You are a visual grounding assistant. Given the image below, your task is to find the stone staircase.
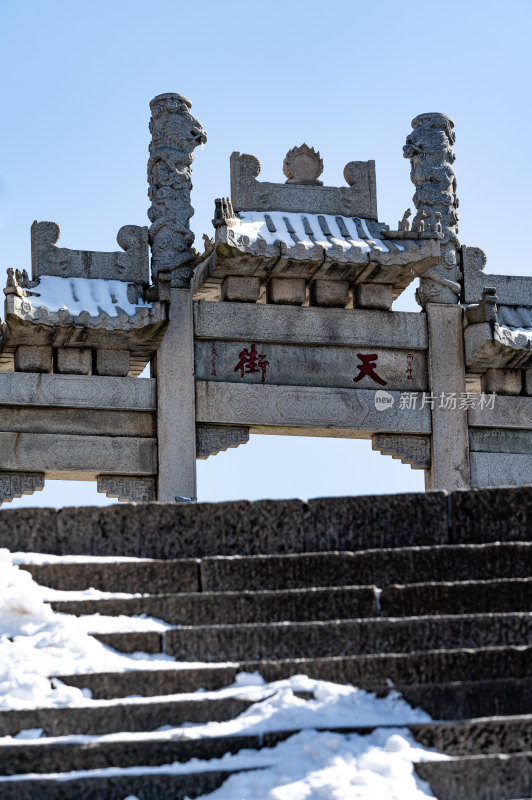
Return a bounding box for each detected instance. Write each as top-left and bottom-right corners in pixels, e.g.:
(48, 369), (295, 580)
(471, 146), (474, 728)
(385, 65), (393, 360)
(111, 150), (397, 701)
(0, 486), (531, 799)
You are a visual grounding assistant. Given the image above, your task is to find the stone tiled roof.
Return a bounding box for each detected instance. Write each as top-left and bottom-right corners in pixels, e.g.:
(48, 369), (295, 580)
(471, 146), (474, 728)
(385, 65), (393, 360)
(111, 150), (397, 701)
(497, 304), (532, 332)
(193, 210), (440, 302)
(0, 273), (166, 375)
(230, 211), (399, 254)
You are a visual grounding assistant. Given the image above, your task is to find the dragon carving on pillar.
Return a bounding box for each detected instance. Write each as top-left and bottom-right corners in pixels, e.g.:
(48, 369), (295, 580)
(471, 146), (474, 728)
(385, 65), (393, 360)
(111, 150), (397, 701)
(147, 93), (207, 289)
(403, 112), (461, 306)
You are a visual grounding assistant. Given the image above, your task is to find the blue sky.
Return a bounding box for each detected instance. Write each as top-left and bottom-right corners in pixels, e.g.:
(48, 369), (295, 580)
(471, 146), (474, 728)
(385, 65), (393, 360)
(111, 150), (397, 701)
(1, 0), (530, 508)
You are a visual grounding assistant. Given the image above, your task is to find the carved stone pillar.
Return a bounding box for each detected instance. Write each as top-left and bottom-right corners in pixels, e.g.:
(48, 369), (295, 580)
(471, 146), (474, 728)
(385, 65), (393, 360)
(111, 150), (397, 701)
(147, 93), (207, 289)
(403, 113), (461, 307)
(148, 93), (206, 503)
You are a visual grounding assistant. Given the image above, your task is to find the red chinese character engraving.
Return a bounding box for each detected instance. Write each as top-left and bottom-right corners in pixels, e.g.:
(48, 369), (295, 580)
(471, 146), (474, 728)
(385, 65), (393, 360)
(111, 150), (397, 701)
(406, 352), (414, 380)
(234, 343), (269, 383)
(353, 353), (387, 386)
(211, 344), (217, 377)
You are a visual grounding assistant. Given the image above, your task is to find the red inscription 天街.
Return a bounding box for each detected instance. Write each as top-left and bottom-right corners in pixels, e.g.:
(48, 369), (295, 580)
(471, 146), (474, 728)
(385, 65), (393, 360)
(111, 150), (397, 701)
(234, 343), (269, 383)
(353, 353), (387, 386)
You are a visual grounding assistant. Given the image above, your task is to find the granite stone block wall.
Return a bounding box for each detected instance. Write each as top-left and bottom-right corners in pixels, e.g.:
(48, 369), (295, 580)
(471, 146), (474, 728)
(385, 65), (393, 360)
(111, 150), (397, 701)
(0, 485), (529, 558)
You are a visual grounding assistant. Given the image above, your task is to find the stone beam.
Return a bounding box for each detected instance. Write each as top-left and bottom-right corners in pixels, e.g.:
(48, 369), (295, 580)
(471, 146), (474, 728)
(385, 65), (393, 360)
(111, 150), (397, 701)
(0, 433), (156, 480)
(0, 407), (155, 438)
(469, 428), (532, 455)
(0, 374), (156, 411)
(195, 340), (427, 391)
(470, 453), (532, 488)
(195, 382), (431, 435)
(469, 396), (532, 430)
(193, 302), (428, 350)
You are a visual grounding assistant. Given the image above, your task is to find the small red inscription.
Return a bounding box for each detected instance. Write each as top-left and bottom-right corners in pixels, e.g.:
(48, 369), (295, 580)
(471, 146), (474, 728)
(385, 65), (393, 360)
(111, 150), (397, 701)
(234, 343), (269, 383)
(211, 344), (217, 377)
(353, 353), (387, 386)
(406, 352), (414, 381)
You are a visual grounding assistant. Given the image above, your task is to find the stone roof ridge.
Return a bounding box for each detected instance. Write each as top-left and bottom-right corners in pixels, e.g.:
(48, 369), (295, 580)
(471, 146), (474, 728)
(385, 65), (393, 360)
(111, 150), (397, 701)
(230, 150), (378, 219)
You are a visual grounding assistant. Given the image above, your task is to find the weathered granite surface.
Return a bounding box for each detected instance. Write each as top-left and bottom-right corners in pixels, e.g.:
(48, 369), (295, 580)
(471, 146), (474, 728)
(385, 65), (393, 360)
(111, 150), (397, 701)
(305, 492), (446, 551)
(52, 586), (378, 626)
(200, 544), (530, 592)
(31, 221), (149, 284)
(21, 559), (199, 593)
(415, 751), (532, 800)
(449, 485), (532, 543)
(165, 613), (532, 661)
(193, 301), (428, 349)
(470, 452), (532, 488)
(0, 769), (241, 800)
(1, 488), (529, 557)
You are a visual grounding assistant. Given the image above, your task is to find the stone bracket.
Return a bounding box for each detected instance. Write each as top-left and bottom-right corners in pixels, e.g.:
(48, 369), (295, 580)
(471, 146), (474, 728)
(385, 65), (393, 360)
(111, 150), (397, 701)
(196, 424), (249, 459)
(97, 475), (156, 503)
(372, 434), (431, 470)
(0, 471), (45, 506)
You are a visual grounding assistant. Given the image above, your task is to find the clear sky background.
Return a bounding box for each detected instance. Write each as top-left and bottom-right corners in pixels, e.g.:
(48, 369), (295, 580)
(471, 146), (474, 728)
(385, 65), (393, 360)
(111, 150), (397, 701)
(1, 0), (530, 509)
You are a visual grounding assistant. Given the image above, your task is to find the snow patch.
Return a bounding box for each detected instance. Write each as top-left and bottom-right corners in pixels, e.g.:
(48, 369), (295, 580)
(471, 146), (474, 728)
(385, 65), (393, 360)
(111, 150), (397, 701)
(27, 276), (151, 318)
(0, 550), (443, 798)
(11, 553), (151, 565)
(0, 550), (187, 709)
(235, 212), (392, 253)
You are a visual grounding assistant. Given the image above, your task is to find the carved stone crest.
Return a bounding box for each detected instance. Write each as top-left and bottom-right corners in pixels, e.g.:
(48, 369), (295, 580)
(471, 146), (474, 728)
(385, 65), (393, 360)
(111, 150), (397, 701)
(283, 145), (323, 186)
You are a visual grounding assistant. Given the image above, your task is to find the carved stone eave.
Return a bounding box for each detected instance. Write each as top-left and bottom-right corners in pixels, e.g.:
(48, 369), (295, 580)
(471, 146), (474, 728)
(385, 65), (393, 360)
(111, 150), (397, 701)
(196, 424), (249, 459)
(0, 471), (45, 506)
(464, 322), (532, 372)
(372, 434), (431, 470)
(97, 475), (157, 503)
(0, 295), (168, 376)
(192, 222), (440, 302)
